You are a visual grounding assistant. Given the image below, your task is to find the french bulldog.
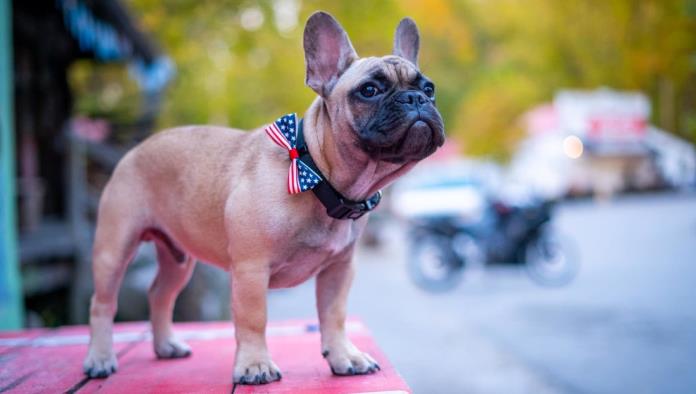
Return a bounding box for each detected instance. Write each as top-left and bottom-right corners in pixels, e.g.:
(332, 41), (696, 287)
(83, 11), (444, 385)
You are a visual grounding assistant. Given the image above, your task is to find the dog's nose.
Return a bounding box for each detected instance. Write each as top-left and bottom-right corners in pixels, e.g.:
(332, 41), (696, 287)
(395, 91), (428, 107)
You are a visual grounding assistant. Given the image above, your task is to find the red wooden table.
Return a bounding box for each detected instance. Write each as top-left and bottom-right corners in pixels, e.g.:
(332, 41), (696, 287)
(0, 319), (410, 393)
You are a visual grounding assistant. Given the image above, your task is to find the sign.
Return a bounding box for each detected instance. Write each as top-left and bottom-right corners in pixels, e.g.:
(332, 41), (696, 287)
(555, 88), (650, 143)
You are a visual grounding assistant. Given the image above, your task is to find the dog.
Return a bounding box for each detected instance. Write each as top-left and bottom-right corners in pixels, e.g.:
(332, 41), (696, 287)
(83, 11), (444, 385)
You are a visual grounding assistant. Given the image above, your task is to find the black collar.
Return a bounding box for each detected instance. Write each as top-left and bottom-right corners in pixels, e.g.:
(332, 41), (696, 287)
(295, 119), (382, 220)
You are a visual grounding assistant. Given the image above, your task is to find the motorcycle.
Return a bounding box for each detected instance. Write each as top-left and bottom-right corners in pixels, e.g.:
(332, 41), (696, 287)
(407, 198), (579, 292)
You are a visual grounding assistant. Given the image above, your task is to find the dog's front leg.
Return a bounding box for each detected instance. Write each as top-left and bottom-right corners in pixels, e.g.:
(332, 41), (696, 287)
(316, 258), (380, 375)
(230, 262), (281, 385)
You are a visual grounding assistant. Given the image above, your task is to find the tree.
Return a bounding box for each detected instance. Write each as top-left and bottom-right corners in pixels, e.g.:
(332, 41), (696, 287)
(70, 0), (696, 159)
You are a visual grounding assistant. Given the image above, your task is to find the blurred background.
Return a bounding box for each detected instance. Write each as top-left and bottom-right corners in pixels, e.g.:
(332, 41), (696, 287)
(1, 0), (695, 392)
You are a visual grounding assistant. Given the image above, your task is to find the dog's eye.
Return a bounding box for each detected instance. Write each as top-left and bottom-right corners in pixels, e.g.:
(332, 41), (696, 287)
(423, 83), (435, 98)
(359, 83), (380, 98)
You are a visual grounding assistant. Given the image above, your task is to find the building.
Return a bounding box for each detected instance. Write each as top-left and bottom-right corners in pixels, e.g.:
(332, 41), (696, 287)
(511, 88), (695, 199)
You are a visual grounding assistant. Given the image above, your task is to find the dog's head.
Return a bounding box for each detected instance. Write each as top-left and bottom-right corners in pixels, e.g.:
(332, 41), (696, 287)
(304, 12), (445, 164)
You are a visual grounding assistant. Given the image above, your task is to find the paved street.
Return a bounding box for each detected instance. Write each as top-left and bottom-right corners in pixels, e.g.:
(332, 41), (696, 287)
(266, 192), (696, 393)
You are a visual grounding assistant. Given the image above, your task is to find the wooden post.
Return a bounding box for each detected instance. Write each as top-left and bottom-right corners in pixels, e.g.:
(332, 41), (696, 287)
(0, 0), (24, 330)
(67, 131), (92, 324)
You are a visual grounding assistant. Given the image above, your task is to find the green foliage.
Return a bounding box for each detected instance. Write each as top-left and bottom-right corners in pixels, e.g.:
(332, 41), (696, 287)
(69, 0), (696, 159)
(463, 0), (696, 155)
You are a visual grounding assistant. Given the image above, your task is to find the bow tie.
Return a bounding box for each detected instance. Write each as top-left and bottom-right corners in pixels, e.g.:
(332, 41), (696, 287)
(264, 113), (322, 194)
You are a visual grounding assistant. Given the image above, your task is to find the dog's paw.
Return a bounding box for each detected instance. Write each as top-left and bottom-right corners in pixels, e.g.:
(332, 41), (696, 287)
(233, 359), (282, 385)
(323, 344), (380, 376)
(83, 350), (118, 378)
(154, 337), (192, 359)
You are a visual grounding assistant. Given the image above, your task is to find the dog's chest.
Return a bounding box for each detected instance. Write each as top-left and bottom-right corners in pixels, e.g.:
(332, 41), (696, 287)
(268, 219), (360, 288)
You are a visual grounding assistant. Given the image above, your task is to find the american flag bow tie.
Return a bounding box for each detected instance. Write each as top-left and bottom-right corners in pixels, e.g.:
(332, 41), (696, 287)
(265, 113), (323, 194)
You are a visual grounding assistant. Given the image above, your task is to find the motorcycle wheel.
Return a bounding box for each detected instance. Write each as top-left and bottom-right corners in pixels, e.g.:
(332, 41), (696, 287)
(407, 233), (464, 292)
(524, 230), (579, 287)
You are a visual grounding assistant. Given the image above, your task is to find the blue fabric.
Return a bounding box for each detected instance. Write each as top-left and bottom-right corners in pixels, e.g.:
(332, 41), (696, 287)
(57, 0), (175, 93)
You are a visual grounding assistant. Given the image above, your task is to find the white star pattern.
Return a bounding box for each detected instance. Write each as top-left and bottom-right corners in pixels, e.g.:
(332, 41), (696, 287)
(297, 160), (321, 192)
(274, 113), (298, 143)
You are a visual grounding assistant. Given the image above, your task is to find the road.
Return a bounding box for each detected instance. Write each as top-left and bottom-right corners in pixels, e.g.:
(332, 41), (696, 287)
(265, 192), (696, 393)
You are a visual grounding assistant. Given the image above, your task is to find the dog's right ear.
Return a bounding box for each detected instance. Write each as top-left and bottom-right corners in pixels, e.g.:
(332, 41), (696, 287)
(303, 11), (358, 97)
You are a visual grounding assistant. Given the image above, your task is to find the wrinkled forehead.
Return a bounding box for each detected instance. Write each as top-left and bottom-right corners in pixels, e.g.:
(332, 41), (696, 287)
(339, 56), (420, 88)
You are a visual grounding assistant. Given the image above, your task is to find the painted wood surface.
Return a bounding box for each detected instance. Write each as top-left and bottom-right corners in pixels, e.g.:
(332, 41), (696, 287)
(0, 319), (410, 394)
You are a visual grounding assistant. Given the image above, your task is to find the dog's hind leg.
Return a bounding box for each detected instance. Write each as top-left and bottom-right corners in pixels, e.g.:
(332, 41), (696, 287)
(147, 230), (196, 359)
(83, 187), (143, 378)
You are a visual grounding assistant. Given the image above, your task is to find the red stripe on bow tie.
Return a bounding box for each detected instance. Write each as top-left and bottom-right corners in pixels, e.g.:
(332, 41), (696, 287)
(288, 159), (300, 194)
(265, 122), (302, 194)
(265, 123), (292, 150)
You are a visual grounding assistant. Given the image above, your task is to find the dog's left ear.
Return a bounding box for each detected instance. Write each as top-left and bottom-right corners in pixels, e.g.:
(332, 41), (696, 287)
(304, 11), (358, 97)
(393, 17), (420, 67)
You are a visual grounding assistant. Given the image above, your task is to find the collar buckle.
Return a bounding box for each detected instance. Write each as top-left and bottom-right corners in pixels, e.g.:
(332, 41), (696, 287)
(326, 191), (382, 220)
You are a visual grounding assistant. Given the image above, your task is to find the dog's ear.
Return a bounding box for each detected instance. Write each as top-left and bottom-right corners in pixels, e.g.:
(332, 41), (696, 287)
(304, 11), (358, 97)
(393, 17), (420, 67)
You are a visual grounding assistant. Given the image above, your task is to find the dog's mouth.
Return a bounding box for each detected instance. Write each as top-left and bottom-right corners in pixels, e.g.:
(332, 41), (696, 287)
(361, 115), (445, 164)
